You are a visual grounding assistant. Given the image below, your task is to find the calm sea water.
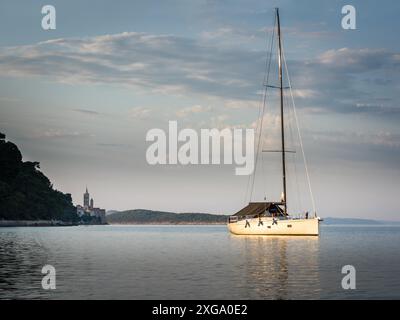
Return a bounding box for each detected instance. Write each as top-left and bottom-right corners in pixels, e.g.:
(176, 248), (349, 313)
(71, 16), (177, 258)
(0, 224), (399, 299)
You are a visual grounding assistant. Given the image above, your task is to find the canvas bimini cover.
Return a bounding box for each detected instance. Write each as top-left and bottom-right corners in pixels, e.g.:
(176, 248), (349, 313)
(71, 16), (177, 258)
(233, 202), (286, 217)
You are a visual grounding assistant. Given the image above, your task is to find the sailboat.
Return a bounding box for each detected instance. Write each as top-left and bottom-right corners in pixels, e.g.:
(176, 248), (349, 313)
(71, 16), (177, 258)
(227, 8), (321, 236)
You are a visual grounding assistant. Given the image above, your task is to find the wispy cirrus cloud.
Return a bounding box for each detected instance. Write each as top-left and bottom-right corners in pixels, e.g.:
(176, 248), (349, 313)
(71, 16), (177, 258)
(309, 129), (400, 149)
(0, 32), (399, 118)
(129, 106), (151, 119)
(72, 108), (102, 116)
(317, 48), (396, 71)
(287, 47), (400, 116)
(0, 32), (262, 100)
(35, 129), (94, 139)
(176, 105), (212, 117)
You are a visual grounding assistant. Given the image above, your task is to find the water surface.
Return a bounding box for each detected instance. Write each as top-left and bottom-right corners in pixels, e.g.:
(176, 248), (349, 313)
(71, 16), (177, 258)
(0, 225), (399, 299)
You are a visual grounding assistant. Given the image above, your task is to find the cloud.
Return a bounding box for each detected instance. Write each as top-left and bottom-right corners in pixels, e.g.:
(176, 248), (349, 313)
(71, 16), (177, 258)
(304, 128), (400, 169)
(176, 105), (211, 117)
(200, 27), (237, 40)
(73, 108), (101, 116)
(353, 103), (400, 115)
(259, 26), (335, 39)
(316, 48), (396, 71)
(290, 89), (318, 99)
(129, 106), (151, 119)
(0, 32), (261, 100)
(223, 99), (260, 109)
(0, 33), (399, 118)
(97, 143), (130, 148)
(35, 130), (94, 139)
(285, 48), (400, 116)
(0, 96), (21, 102)
(199, 27), (259, 46)
(309, 129), (400, 149)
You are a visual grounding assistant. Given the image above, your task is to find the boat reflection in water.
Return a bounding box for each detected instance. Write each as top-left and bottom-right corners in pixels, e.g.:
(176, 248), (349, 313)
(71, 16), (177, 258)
(229, 234), (321, 299)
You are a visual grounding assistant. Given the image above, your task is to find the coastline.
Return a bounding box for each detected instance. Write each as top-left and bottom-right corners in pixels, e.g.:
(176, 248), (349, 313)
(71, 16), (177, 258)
(0, 220), (78, 227)
(108, 222), (226, 225)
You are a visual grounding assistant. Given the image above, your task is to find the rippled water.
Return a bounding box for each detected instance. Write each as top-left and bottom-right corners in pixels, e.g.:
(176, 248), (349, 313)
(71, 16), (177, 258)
(0, 225), (399, 299)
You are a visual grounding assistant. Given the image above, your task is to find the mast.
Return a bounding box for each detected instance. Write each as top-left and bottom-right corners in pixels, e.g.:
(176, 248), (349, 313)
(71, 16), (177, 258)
(276, 8), (287, 215)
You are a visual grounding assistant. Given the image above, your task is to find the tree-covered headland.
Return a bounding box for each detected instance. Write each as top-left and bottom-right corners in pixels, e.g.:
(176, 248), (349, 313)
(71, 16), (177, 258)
(0, 132), (78, 221)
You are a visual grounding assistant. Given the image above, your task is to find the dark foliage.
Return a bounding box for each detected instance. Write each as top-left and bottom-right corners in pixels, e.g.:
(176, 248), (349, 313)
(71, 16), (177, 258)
(0, 132), (78, 221)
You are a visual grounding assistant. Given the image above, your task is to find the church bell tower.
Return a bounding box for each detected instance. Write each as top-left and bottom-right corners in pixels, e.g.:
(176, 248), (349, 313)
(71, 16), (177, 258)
(84, 187), (90, 209)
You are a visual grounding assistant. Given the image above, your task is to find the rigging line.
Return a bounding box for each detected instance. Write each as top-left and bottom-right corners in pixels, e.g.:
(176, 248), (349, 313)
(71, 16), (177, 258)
(261, 139), (266, 200)
(249, 57), (269, 202)
(244, 15), (275, 204)
(281, 45), (317, 216)
(252, 21), (275, 201)
(287, 91), (302, 213)
(286, 91), (302, 214)
(248, 14), (276, 203)
(244, 41), (270, 203)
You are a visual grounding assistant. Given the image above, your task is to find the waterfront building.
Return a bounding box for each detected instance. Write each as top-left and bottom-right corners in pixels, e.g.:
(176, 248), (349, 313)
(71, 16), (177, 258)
(83, 187), (90, 209)
(76, 205), (85, 217)
(77, 187), (106, 224)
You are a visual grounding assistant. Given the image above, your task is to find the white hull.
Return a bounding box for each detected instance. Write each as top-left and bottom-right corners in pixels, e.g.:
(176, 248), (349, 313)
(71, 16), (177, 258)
(227, 217), (319, 236)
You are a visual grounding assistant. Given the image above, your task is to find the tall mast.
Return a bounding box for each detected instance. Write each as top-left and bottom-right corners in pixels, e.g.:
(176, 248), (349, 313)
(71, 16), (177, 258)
(276, 8), (287, 215)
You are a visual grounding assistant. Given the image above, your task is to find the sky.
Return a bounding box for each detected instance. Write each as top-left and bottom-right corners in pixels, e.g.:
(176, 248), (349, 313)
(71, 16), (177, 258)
(0, 0), (399, 220)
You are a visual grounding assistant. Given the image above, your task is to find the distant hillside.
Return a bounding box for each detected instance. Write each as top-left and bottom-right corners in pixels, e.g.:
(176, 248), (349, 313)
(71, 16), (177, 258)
(106, 209), (227, 224)
(323, 217), (384, 225)
(106, 210), (119, 216)
(106, 210), (399, 225)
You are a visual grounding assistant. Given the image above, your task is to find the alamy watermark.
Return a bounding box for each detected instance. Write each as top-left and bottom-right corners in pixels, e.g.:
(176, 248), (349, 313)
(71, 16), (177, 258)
(39, 4), (356, 32)
(341, 5), (356, 30)
(41, 5), (56, 30)
(41, 264), (56, 290)
(146, 121), (255, 175)
(341, 265), (356, 290)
